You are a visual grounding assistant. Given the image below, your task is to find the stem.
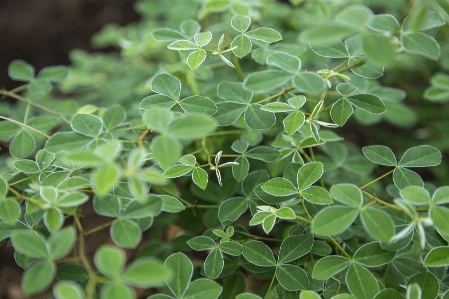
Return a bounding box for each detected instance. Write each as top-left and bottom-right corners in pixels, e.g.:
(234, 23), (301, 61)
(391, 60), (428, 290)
(295, 214), (311, 224)
(256, 86), (296, 104)
(138, 129), (150, 149)
(235, 230), (281, 242)
(186, 70), (199, 95)
(335, 59), (366, 74)
(361, 190), (402, 211)
(328, 236), (351, 259)
(300, 196), (313, 220)
(207, 129), (243, 136)
(264, 271), (277, 299)
(84, 220), (115, 236)
(8, 187), (46, 208)
(0, 116), (50, 138)
(360, 169), (395, 189)
(185, 204), (219, 209)
(231, 53), (245, 81)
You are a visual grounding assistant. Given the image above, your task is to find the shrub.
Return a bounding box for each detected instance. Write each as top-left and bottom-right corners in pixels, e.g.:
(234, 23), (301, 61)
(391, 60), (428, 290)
(1, 0), (449, 298)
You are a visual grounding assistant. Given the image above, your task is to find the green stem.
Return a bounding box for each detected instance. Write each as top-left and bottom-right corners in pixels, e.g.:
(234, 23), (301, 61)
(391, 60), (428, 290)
(207, 129), (243, 136)
(264, 271), (277, 299)
(335, 59), (366, 74)
(186, 70), (199, 95)
(328, 236), (351, 259)
(256, 86), (295, 104)
(185, 204), (219, 209)
(84, 220), (115, 236)
(0, 116), (50, 138)
(295, 214), (311, 224)
(361, 190), (402, 211)
(231, 53), (245, 81)
(360, 169), (395, 189)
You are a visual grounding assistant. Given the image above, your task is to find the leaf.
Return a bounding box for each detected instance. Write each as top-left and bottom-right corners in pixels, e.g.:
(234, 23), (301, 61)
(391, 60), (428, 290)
(331, 99), (353, 126)
(8, 60), (34, 81)
(152, 28), (185, 41)
(244, 70), (293, 92)
(398, 145), (441, 167)
(167, 40), (198, 50)
(71, 114), (103, 137)
(232, 156), (249, 182)
(194, 31), (212, 47)
(353, 242), (395, 266)
(163, 165), (193, 178)
(242, 241), (276, 267)
(168, 114), (217, 139)
(336, 5), (373, 27)
(0, 177), (7, 197)
(360, 208), (395, 242)
(301, 23), (357, 44)
(347, 94), (386, 114)
(46, 132), (91, 153)
(180, 20), (200, 38)
(183, 279), (223, 299)
(312, 256), (350, 280)
(362, 32), (395, 65)
(0, 199), (21, 224)
(94, 245), (126, 277)
(407, 272), (439, 299)
(213, 103), (247, 126)
(244, 104), (276, 130)
(346, 263), (379, 299)
(267, 52), (301, 73)
(143, 107), (173, 132)
(232, 35), (252, 58)
(375, 289), (403, 299)
(430, 206), (449, 239)
(246, 27), (282, 43)
(10, 130), (35, 159)
(100, 283), (134, 299)
(193, 168), (208, 190)
(400, 186), (431, 205)
(152, 73), (181, 100)
(160, 195), (185, 213)
(122, 258), (170, 287)
(424, 246), (449, 267)
(11, 230), (48, 258)
(110, 219), (141, 248)
(140, 94), (177, 110)
(297, 162), (323, 190)
(204, 249), (224, 279)
(22, 259), (55, 295)
(44, 208), (64, 232)
(93, 195), (120, 217)
(393, 167), (423, 189)
(231, 15), (251, 32)
(218, 242), (242, 256)
(362, 145), (397, 166)
(262, 178), (297, 196)
(284, 111), (305, 135)
(218, 197), (248, 222)
(179, 96), (217, 115)
(222, 272), (245, 299)
(369, 14), (400, 33)
(406, 284), (421, 299)
(310, 40), (348, 58)
(261, 102), (296, 113)
(151, 135), (181, 170)
(48, 227), (76, 259)
(300, 291), (321, 299)
(276, 207), (296, 220)
(217, 81), (252, 104)
(349, 57), (384, 79)
(402, 32), (440, 60)
(301, 187), (333, 205)
(236, 294), (262, 299)
(278, 234), (313, 263)
(433, 186), (449, 205)
(187, 49), (207, 69)
(311, 206), (359, 236)
(187, 236), (215, 251)
(122, 196), (162, 219)
(293, 73), (326, 93)
(262, 214), (276, 234)
(92, 163), (121, 196)
(0, 121), (20, 139)
(164, 253), (193, 298)
(53, 281), (85, 299)
(330, 184), (363, 207)
(275, 264), (309, 291)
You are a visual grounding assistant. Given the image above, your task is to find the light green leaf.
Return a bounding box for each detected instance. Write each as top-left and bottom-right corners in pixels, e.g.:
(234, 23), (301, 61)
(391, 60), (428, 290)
(160, 195), (185, 213)
(406, 284), (421, 299)
(48, 226), (76, 259)
(262, 178), (297, 196)
(122, 258), (170, 287)
(301, 23), (357, 44)
(57, 177), (90, 191)
(362, 145), (397, 166)
(192, 168), (208, 190)
(111, 219), (141, 248)
(167, 40), (198, 51)
(92, 163), (121, 195)
(331, 99), (353, 127)
(179, 96), (217, 115)
(38, 65), (68, 82)
(375, 289), (403, 299)
(360, 208), (395, 242)
(249, 211), (272, 226)
(244, 70), (293, 92)
(244, 104), (276, 130)
(347, 94), (386, 114)
(231, 15), (251, 32)
(297, 162), (323, 190)
(143, 107), (173, 132)
(44, 208), (64, 233)
(218, 197), (248, 222)
(0, 177), (7, 197)
(400, 186), (431, 205)
(180, 20), (200, 38)
(310, 40), (348, 58)
(284, 111), (305, 135)
(151, 135), (181, 169)
(346, 263), (379, 299)
(293, 72), (326, 94)
(152, 73), (181, 100)
(204, 249), (224, 279)
(22, 259), (55, 295)
(242, 240), (276, 267)
(312, 256), (350, 280)
(232, 35), (252, 58)
(336, 5), (373, 28)
(402, 32), (440, 60)
(246, 146), (280, 162)
(183, 279), (223, 299)
(168, 114), (217, 139)
(187, 49), (207, 69)
(267, 52), (301, 73)
(278, 234), (313, 263)
(262, 214), (276, 234)
(362, 32), (395, 65)
(46, 132), (91, 153)
(8, 60), (35, 81)
(430, 206), (449, 240)
(276, 207), (296, 220)
(302, 187), (333, 205)
(71, 114), (103, 137)
(398, 145), (441, 167)
(433, 186), (449, 205)
(217, 81), (252, 104)
(246, 27), (282, 43)
(122, 196), (162, 219)
(10, 130), (35, 159)
(300, 291), (321, 299)
(53, 281), (85, 299)
(232, 156), (249, 182)
(330, 184), (363, 207)
(393, 167), (423, 189)
(163, 165), (193, 178)
(140, 95), (177, 110)
(194, 31), (212, 46)
(152, 28), (185, 41)
(164, 253), (193, 298)
(187, 236), (215, 251)
(218, 241), (242, 256)
(349, 57), (384, 79)
(261, 102), (296, 113)
(424, 246), (449, 267)
(275, 264), (309, 291)
(407, 272), (439, 299)
(369, 14), (400, 33)
(312, 206), (359, 236)
(100, 283), (134, 299)
(354, 242), (395, 266)
(94, 245), (126, 277)
(0, 199), (21, 224)
(93, 195), (120, 217)
(0, 121), (20, 139)
(236, 294), (262, 299)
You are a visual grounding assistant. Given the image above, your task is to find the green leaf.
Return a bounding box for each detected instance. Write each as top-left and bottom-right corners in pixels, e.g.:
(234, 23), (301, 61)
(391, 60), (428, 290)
(168, 114), (217, 139)
(122, 258), (170, 287)
(46, 132), (91, 153)
(204, 249), (224, 279)
(398, 145), (441, 167)
(0, 121), (20, 139)
(276, 264), (309, 291)
(374, 289), (403, 299)
(122, 196), (162, 219)
(347, 94), (386, 114)
(310, 40), (348, 58)
(261, 102), (296, 113)
(152, 28), (185, 41)
(362, 145), (397, 166)
(407, 272), (439, 299)
(218, 241), (242, 256)
(276, 207), (296, 219)
(48, 226), (76, 259)
(232, 35), (252, 58)
(218, 197), (248, 222)
(360, 208), (395, 242)
(433, 186), (449, 205)
(349, 57), (384, 79)
(71, 114), (103, 137)
(92, 163), (121, 196)
(312, 256), (350, 280)
(193, 168), (208, 190)
(179, 96), (217, 115)
(312, 206), (359, 236)
(93, 195), (120, 217)
(38, 65), (68, 82)
(262, 178), (297, 196)
(242, 240), (276, 267)
(57, 177), (90, 191)
(180, 20), (200, 38)
(402, 32), (440, 60)
(164, 253), (193, 298)
(346, 263), (379, 299)
(393, 167), (423, 189)
(301, 23), (357, 44)
(406, 284), (421, 299)
(187, 49), (207, 69)
(353, 242), (395, 267)
(246, 146), (280, 162)
(151, 135), (181, 169)
(231, 15), (251, 32)
(262, 214), (276, 233)
(302, 187), (333, 205)
(284, 111), (305, 135)
(293, 73), (326, 93)
(297, 162), (323, 190)
(400, 186), (431, 205)
(232, 156), (249, 182)
(100, 283), (134, 299)
(140, 94), (177, 110)
(143, 107), (173, 132)
(111, 219), (141, 248)
(163, 165), (193, 178)
(8, 60), (35, 81)
(152, 73), (181, 100)
(160, 195), (185, 213)
(0, 177), (7, 197)
(53, 281), (85, 299)
(187, 236), (215, 251)
(22, 259), (55, 295)
(249, 211), (271, 226)
(0, 199), (21, 224)
(44, 208), (64, 232)
(244, 104), (276, 130)
(183, 279), (223, 299)
(369, 14), (400, 33)
(217, 81), (252, 104)
(330, 184), (363, 207)
(244, 70), (293, 92)
(267, 52), (301, 73)
(167, 40), (198, 51)
(300, 291), (321, 299)
(362, 32), (395, 65)
(94, 245), (126, 277)
(194, 31), (212, 46)
(236, 294), (262, 299)
(246, 27), (282, 43)
(10, 130), (35, 158)
(424, 246), (449, 267)
(278, 234), (313, 263)
(331, 99), (353, 127)
(336, 5), (373, 28)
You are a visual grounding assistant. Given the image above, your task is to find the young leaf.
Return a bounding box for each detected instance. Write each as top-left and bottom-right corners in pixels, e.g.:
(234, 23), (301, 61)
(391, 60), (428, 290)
(187, 236), (215, 251)
(331, 99), (353, 127)
(92, 163), (121, 195)
(231, 15), (251, 32)
(246, 28), (282, 43)
(284, 111), (305, 135)
(160, 195), (185, 213)
(261, 102), (296, 113)
(53, 281), (85, 299)
(152, 135), (181, 170)
(167, 40), (198, 50)
(232, 35), (252, 58)
(194, 31), (212, 46)
(262, 214), (276, 234)
(168, 115), (217, 139)
(433, 186), (449, 205)
(297, 162), (323, 190)
(163, 165), (194, 178)
(192, 168), (208, 190)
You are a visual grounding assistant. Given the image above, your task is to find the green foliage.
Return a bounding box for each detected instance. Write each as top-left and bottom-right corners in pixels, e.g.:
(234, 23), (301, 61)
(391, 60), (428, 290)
(1, 0), (449, 298)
